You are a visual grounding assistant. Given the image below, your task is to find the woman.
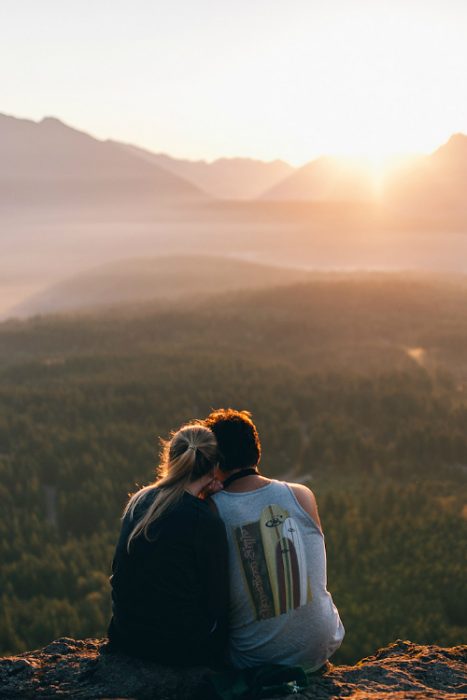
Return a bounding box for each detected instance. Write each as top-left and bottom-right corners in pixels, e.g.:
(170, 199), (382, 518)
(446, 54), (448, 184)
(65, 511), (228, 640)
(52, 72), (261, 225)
(107, 422), (229, 667)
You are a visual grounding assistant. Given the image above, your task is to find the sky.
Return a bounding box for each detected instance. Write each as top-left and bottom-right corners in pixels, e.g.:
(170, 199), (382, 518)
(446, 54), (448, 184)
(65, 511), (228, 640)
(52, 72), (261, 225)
(1, 0), (466, 165)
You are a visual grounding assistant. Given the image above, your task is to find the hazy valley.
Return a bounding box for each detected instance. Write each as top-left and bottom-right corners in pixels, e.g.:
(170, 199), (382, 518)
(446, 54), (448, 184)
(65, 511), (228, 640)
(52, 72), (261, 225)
(2, 113), (467, 319)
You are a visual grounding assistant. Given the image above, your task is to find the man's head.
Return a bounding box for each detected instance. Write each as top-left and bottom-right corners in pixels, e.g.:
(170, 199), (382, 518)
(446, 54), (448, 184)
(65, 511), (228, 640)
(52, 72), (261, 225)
(204, 408), (261, 474)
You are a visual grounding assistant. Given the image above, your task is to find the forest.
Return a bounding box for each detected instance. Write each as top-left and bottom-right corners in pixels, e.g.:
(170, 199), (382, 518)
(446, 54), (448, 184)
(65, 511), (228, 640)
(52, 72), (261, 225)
(0, 273), (466, 663)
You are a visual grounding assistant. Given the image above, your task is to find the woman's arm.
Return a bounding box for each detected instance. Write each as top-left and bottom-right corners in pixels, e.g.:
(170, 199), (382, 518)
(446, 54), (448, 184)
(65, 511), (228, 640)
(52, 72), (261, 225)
(194, 509), (230, 665)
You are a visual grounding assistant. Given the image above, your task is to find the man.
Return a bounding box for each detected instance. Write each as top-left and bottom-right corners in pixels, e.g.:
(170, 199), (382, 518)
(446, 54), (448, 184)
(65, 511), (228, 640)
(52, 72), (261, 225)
(205, 408), (344, 670)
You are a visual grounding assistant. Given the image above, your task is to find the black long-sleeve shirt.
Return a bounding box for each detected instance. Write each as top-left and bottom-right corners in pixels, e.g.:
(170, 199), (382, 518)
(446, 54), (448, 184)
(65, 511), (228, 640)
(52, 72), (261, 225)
(107, 488), (229, 667)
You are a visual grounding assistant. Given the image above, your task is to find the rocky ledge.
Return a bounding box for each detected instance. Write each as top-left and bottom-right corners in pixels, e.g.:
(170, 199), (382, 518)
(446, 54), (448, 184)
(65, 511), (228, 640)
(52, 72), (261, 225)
(0, 638), (466, 699)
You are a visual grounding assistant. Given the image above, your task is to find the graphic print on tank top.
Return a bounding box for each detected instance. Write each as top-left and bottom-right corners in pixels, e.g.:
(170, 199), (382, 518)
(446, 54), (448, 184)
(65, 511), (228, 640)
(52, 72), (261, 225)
(234, 504), (312, 620)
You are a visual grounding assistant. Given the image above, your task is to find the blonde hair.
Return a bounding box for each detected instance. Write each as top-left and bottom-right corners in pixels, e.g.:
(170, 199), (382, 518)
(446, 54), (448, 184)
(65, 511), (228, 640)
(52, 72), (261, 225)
(124, 422), (218, 551)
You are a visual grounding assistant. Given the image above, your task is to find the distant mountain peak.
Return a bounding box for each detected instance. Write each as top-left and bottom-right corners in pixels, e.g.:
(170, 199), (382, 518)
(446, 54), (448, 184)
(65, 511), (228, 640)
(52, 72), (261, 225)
(445, 132), (467, 145)
(432, 132), (467, 164)
(0, 111), (207, 202)
(261, 154), (375, 202)
(0, 113), (71, 130)
(39, 116), (68, 128)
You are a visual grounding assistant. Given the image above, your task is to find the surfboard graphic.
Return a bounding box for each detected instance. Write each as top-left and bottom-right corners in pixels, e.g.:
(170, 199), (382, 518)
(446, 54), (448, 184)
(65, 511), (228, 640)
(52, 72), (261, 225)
(260, 504), (303, 616)
(275, 540), (287, 614)
(275, 537), (302, 612)
(282, 517), (310, 606)
(234, 521), (275, 621)
(233, 505), (311, 620)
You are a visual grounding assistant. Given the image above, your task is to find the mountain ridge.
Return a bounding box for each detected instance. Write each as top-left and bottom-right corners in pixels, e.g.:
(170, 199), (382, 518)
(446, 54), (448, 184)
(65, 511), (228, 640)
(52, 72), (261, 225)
(7, 255), (311, 319)
(261, 155), (376, 202)
(0, 112), (206, 204)
(112, 140), (294, 199)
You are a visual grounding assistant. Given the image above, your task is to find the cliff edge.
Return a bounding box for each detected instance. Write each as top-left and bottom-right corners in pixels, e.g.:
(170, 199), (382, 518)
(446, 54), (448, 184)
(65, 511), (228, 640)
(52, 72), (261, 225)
(0, 637), (466, 699)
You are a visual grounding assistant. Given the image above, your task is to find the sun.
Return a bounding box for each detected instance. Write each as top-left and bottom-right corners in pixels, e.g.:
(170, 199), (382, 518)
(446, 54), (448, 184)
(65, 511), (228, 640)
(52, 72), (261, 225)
(329, 153), (419, 200)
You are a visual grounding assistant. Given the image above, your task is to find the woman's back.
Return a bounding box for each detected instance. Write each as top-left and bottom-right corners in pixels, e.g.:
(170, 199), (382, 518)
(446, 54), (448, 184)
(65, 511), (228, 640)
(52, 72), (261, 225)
(108, 486), (229, 665)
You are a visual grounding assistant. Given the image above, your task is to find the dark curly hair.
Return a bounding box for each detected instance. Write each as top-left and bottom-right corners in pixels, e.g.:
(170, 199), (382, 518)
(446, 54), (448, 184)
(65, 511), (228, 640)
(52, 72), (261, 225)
(204, 408), (261, 473)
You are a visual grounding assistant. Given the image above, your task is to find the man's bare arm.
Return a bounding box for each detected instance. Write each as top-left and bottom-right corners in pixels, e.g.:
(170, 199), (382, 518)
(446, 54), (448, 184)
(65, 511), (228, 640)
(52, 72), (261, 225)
(290, 483), (322, 530)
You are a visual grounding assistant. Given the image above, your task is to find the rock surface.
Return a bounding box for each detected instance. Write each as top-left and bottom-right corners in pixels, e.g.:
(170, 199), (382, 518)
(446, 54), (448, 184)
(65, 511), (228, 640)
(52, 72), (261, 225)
(0, 638), (466, 699)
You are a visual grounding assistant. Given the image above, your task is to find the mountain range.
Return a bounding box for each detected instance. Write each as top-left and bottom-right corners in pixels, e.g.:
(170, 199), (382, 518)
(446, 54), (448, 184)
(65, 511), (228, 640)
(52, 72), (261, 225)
(114, 142), (293, 199)
(0, 113), (205, 214)
(2, 112), (467, 208)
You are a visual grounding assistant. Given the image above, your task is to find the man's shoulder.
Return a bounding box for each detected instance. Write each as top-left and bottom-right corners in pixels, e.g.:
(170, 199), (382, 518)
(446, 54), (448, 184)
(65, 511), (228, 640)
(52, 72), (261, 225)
(286, 481), (315, 497)
(286, 482), (322, 530)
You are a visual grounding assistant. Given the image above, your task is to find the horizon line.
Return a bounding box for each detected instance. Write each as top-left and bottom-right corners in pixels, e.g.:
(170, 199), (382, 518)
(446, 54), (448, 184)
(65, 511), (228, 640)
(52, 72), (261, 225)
(1, 108), (465, 168)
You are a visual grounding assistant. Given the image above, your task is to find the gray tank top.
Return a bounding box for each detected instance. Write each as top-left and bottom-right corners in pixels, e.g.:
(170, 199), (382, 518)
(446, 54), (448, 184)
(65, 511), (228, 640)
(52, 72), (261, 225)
(212, 479), (344, 669)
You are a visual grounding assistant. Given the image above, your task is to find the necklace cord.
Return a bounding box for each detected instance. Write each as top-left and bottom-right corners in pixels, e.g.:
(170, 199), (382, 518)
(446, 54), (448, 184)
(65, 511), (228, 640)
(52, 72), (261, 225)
(222, 468), (259, 489)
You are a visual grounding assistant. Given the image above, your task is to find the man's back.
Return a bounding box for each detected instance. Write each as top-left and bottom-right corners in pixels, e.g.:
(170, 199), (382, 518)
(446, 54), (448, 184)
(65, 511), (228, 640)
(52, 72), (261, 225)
(213, 479), (344, 669)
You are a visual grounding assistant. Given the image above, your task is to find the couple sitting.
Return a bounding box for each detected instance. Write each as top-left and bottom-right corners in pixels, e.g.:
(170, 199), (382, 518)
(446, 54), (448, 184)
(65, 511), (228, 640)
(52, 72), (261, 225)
(107, 409), (344, 671)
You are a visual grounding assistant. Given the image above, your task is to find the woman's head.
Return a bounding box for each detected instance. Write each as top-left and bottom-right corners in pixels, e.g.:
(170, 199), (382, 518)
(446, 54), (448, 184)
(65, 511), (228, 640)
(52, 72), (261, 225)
(159, 423), (219, 486)
(125, 422), (219, 550)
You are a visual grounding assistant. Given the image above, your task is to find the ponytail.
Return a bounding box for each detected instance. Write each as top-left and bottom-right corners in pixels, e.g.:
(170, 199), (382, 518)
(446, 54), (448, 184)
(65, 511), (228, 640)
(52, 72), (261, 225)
(124, 423), (218, 551)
